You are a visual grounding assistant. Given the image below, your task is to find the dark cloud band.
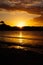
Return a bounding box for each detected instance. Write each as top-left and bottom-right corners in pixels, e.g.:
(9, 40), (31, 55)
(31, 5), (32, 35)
(0, 0), (43, 14)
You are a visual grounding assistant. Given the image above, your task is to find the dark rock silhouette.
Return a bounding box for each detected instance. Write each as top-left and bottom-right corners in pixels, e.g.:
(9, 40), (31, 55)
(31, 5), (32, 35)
(0, 21), (20, 31)
(0, 21), (5, 24)
(0, 21), (11, 30)
(0, 21), (43, 31)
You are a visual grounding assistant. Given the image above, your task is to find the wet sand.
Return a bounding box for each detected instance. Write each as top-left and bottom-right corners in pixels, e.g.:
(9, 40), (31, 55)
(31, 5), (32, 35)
(0, 41), (43, 65)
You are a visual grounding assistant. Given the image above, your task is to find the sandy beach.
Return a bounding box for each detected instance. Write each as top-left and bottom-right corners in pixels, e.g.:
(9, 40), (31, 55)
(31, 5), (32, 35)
(0, 41), (43, 65)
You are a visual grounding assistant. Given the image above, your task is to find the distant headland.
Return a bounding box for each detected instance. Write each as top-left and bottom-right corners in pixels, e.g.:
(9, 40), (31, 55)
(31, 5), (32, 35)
(0, 21), (43, 31)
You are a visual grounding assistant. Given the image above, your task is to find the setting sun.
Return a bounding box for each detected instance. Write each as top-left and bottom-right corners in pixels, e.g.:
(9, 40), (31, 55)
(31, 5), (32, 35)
(16, 21), (25, 28)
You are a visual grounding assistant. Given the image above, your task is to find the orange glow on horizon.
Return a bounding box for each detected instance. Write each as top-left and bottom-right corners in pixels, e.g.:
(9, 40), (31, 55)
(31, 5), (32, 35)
(0, 10), (42, 27)
(16, 21), (25, 28)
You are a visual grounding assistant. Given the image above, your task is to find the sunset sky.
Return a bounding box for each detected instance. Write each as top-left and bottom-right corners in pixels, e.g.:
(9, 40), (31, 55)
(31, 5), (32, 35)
(0, 0), (43, 26)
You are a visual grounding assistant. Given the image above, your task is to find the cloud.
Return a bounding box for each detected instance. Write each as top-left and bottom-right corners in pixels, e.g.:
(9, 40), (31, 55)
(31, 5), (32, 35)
(33, 15), (43, 23)
(0, 0), (43, 14)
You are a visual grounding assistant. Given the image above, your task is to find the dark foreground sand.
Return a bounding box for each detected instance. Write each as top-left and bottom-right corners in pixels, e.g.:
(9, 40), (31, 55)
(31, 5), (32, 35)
(0, 42), (43, 65)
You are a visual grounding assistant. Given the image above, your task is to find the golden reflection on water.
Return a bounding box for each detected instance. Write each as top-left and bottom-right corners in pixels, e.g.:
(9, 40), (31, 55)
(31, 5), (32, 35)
(0, 31), (43, 46)
(19, 32), (22, 38)
(18, 32), (23, 43)
(0, 31), (43, 54)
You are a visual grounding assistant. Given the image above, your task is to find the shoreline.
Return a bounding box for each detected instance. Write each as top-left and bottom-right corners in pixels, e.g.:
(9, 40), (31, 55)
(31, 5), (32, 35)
(0, 41), (43, 54)
(0, 48), (43, 65)
(0, 41), (43, 64)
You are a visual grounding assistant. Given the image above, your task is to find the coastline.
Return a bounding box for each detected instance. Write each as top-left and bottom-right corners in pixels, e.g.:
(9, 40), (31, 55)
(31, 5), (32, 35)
(0, 47), (43, 65)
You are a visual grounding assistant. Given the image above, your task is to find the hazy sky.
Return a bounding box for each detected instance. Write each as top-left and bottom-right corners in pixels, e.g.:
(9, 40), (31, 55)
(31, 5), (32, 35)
(0, 0), (43, 26)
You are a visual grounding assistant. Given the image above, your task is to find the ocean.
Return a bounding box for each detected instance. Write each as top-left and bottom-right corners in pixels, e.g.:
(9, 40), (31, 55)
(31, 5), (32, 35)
(0, 31), (43, 54)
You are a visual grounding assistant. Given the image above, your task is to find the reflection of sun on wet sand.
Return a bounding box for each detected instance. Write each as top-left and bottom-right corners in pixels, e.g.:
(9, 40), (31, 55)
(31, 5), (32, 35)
(9, 45), (25, 50)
